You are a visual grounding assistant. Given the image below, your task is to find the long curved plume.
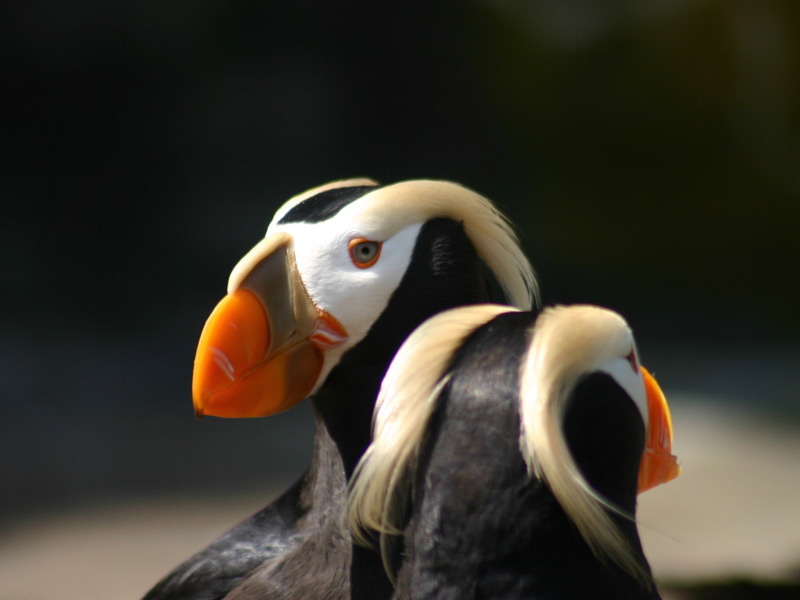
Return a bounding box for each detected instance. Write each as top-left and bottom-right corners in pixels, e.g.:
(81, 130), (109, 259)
(269, 178), (536, 310)
(340, 180), (537, 310)
(518, 305), (651, 585)
(348, 304), (520, 570)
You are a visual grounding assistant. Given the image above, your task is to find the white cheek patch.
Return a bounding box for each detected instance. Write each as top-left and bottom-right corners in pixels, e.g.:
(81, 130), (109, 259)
(600, 357), (648, 427)
(268, 218), (423, 393)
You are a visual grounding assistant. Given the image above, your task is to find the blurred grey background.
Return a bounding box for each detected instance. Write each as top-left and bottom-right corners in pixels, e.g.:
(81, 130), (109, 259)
(2, 2), (799, 599)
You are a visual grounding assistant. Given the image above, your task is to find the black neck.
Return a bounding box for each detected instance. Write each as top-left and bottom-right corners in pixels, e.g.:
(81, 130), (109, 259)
(563, 372), (647, 521)
(299, 410), (348, 520)
(310, 217), (501, 477)
(305, 218), (501, 600)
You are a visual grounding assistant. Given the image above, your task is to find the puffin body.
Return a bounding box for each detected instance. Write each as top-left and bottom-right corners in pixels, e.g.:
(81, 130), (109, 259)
(143, 179), (536, 600)
(349, 305), (679, 599)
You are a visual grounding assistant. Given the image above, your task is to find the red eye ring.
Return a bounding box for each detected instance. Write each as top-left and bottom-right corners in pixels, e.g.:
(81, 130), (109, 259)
(348, 238), (382, 268)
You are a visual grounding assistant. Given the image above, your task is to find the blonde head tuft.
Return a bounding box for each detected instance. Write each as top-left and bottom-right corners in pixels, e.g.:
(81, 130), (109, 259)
(518, 304), (651, 586)
(348, 304), (520, 573)
(271, 179), (537, 310)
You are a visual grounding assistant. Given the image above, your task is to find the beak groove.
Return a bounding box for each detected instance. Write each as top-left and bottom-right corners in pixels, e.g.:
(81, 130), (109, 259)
(192, 234), (348, 419)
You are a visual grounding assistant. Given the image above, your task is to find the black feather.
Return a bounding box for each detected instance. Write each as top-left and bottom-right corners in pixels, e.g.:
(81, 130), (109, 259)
(278, 185), (377, 224)
(390, 312), (661, 599)
(142, 218), (497, 600)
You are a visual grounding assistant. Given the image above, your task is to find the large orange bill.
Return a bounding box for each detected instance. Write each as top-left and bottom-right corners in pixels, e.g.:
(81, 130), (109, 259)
(192, 288), (323, 418)
(192, 234), (347, 419)
(637, 366), (681, 493)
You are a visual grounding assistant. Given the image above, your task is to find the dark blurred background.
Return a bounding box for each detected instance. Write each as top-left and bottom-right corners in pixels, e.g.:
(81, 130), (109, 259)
(2, 1), (799, 597)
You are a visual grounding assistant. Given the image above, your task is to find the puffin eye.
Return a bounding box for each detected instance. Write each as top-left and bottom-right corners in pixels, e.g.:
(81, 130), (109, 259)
(625, 349), (639, 374)
(348, 238), (382, 268)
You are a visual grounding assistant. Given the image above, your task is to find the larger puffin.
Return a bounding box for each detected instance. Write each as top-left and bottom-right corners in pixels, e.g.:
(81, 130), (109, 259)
(143, 179), (536, 600)
(349, 304), (680, 599)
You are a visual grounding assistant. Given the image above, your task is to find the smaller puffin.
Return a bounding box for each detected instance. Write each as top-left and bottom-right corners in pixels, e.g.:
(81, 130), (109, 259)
(143, 179), (536, 600)
(349, 304), (680, 599)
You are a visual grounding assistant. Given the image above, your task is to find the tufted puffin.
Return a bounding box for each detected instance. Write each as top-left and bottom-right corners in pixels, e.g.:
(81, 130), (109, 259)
(349, 304), (680, 599)
(142, 179), (537, 600)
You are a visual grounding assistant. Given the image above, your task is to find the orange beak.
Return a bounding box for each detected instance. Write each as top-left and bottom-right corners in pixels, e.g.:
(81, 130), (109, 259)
(192, 233), (347, 418)
(637, 366), (681, 493)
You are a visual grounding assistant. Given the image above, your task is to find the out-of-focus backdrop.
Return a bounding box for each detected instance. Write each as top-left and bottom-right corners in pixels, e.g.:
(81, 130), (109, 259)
(2, 2), (799, 599)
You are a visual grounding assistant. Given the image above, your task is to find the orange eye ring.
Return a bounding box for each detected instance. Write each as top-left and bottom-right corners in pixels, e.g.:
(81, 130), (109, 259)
(348, 238), (382, 268)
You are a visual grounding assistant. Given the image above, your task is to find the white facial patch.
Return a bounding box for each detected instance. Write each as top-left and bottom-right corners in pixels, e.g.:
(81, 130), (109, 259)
(268, 216), (423, 393)
(599, 354), (648, 427)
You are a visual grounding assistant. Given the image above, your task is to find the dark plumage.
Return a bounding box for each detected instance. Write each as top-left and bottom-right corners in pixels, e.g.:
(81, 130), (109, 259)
(143, 179), (535, 600)
(350, 305), (679, 600)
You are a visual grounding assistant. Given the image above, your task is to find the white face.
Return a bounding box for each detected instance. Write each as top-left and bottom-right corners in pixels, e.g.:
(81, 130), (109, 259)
(598, 346), (648, 428)
(267, 212), (423, 395)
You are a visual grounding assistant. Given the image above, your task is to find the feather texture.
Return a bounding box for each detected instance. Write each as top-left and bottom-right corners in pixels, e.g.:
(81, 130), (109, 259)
(518, 305), (650, 585)
(349, 303), (656, 591)
(348, 304), (519, 567)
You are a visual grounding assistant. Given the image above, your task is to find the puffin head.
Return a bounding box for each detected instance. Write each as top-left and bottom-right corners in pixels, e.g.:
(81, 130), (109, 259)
(192, 178), (536, 418)
(519, 305), (680, 582)
(518, 305), (681, 497)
